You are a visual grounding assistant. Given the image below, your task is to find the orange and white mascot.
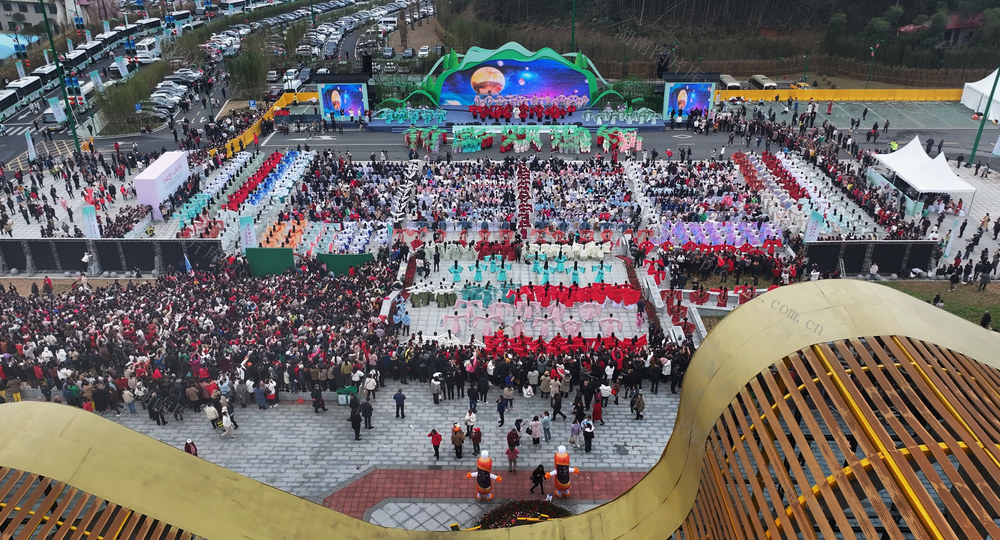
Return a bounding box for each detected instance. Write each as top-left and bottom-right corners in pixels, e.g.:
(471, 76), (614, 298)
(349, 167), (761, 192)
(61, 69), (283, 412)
(545, 445), (579, 498)
(466, 450), (502, 501)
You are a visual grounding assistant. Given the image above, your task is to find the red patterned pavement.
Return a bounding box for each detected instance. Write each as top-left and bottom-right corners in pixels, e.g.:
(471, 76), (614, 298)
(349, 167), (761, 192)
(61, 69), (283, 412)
(323, 468), (646, 519)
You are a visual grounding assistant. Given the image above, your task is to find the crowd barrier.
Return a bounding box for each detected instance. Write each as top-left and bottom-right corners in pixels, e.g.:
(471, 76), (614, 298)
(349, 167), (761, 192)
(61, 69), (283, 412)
(714, 88), (963, 103)
(805, 240), (936, 275)
(0, 239), (224, 275)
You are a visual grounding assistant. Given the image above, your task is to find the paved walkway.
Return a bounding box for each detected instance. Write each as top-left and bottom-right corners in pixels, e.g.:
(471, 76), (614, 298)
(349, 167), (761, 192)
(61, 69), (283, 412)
(32, 379), (677, 509)
(324, 468), (642, 525)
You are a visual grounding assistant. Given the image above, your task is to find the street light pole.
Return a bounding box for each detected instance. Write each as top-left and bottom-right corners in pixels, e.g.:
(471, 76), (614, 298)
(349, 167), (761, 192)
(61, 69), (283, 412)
(570, 0), (575, 52)
(39, 0), (82, 154)
(968, 66), (1000, 167)
(865, 40), (883, 90)
(802, 53), (809, 82)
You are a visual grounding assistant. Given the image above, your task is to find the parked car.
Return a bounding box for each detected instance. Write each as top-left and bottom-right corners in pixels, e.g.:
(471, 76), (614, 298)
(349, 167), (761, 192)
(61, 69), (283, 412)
(402, 47), (415, 59)
(417, 45), (429, 58)
(382, 46), (395, 58)
(299, 67), (312, 83)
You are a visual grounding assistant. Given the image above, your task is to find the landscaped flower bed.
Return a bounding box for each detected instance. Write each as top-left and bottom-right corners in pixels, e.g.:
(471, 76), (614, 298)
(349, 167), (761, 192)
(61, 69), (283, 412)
(477, 499), (571, 529)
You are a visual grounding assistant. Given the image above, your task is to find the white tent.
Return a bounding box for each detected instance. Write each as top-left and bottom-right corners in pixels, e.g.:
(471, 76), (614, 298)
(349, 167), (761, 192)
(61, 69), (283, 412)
(874, 136), (977, 200)
(961, 69), (1000, 122)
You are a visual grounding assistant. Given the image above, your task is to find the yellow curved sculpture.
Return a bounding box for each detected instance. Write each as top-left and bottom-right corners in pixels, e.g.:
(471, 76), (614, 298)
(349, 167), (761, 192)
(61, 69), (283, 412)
(0, 280), (997, 538)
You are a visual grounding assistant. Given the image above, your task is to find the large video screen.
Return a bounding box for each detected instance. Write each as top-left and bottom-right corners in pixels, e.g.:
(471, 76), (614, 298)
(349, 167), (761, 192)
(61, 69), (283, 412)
(662, 82), (715, 119)
(439, 58), (590, 107)
(319, 83), (369, 119)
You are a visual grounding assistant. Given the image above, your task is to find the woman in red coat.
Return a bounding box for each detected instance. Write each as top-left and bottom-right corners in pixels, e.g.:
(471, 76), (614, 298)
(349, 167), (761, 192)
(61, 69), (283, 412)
(592, 396), (604, 425)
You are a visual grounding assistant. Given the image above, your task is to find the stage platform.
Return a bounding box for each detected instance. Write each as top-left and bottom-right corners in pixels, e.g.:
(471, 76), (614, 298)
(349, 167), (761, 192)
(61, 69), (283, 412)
(368, 109), (665, 133)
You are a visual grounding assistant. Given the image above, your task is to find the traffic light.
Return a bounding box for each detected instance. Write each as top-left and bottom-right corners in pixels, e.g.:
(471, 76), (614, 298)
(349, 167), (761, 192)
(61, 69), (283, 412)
(74, 15), (84, 37)
(25, 59), (30, 67)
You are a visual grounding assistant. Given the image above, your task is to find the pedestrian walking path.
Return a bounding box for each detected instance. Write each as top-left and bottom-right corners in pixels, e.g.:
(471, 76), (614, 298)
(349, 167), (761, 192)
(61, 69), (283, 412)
(23, 379), (677, 518)
(332, 467), (637, 529)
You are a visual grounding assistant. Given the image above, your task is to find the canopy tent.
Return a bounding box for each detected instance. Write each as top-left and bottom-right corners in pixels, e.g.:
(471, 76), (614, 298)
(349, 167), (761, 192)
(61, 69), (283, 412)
(873, 136), (977, 212)
(961, 69), (1000, 122)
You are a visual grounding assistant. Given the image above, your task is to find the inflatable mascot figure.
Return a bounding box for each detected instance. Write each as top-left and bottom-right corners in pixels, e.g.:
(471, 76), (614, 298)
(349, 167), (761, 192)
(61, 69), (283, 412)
(545, 445), (580, 498)
(466, 450), (502, 501)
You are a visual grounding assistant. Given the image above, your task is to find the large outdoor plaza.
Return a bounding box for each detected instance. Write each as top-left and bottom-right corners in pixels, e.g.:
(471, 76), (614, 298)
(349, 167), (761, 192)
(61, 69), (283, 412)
(0, 18), (999, 537)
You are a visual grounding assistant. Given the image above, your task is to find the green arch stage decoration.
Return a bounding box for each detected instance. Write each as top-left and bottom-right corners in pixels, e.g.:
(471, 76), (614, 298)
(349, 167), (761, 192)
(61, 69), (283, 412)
(426, 42), (605, 108)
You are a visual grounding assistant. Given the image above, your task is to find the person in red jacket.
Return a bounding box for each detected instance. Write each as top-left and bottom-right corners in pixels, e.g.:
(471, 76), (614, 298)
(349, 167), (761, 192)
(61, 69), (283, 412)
(427, 428), (443, 460)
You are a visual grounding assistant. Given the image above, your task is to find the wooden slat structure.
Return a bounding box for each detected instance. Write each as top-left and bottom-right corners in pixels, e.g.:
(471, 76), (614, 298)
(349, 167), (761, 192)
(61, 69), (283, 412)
(675, 336), (1000, 539)
(0, 280), (999, 539)
(0, 468), (199, 539)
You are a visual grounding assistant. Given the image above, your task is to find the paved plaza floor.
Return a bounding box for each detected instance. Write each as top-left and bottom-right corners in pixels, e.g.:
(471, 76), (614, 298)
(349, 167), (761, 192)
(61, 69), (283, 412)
(22, 379), (678, 530)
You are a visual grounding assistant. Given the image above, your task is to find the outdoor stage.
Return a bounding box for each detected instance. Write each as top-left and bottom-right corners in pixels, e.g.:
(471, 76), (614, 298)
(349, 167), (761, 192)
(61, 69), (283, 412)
(369, 42), (666, 137)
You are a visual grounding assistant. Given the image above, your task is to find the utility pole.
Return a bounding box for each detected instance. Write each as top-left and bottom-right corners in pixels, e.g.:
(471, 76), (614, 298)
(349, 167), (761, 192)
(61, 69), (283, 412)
(40, 0), (82, 153)
(570, 0), (575, 52)
(865, 39), (883, 90)
(968, 67), (1000, 167)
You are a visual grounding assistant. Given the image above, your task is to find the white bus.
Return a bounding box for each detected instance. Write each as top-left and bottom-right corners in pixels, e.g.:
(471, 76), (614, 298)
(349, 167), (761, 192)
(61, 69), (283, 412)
(79, 41), (105, 66)
(181, 19), (206, 34)
(0, 89), (19, 122)
(136, 18), (164, 37)
(6, 76), (44, 108)
(31, 64), (61, 91)
(749, 74), (777, 90)
(95, 30), (123, 50)
(169, 10), (192, 24)
(136, 37), (161, 64)
(220, 0), (248, 13)
(719, 74), (742, 90)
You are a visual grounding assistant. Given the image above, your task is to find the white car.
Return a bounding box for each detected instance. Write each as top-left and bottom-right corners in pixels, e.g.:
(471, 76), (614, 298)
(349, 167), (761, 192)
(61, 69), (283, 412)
(417, 45), (430, 58)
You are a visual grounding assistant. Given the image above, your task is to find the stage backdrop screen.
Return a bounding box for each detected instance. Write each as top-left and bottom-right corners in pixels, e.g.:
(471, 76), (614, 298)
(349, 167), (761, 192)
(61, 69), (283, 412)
(439, 58), (590, 107)
(319, 83), (369, 119)
(662, 82), (715, 119)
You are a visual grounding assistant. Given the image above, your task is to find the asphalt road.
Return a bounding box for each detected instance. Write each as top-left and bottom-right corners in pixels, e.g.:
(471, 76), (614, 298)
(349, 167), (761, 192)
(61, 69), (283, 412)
(247, 122), (998, 164)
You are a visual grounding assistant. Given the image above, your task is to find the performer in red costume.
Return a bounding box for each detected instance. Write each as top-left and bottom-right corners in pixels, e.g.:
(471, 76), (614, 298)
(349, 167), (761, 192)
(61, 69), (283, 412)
(545, 445), (579, 498)
(467, 450), (502, 501)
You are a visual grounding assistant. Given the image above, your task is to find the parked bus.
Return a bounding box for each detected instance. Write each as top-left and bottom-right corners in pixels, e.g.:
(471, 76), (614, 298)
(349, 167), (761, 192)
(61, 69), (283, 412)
(60, 50), (88, 74)
(135, 37), (161, 64)
(136, 18), (163, 37)
(114, 23), (141, 40)
(79, 41), (105, 65)
(719, 74), (742, 90)
(0, 89), (18, 122)
(6, 76), (43, 108)
(749, 74), (777, 90)
(95, 30), (123, 50)
(31, 64), (61, 91)
(220, 0), (247, 13)
(169, 9), (192, 24)
(182, 19), (207, 33)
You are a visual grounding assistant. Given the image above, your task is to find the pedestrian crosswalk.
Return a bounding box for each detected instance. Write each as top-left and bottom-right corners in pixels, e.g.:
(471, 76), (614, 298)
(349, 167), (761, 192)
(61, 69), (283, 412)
(8, 139), (74, 171)
(3, 125), (36, 136)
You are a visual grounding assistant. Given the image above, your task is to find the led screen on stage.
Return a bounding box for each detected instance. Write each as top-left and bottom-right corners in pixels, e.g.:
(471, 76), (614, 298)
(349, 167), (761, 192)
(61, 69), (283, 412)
(438, 58), (590, 107)
(662, 82), (715, 119)
(319, 83), (369, 119)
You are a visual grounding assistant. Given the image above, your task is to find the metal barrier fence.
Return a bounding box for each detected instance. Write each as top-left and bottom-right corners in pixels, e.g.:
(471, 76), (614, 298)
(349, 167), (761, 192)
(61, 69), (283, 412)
(805, 240), (936, 276)
(0, 239), (225, 276)
(715, 88), (964, 102)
